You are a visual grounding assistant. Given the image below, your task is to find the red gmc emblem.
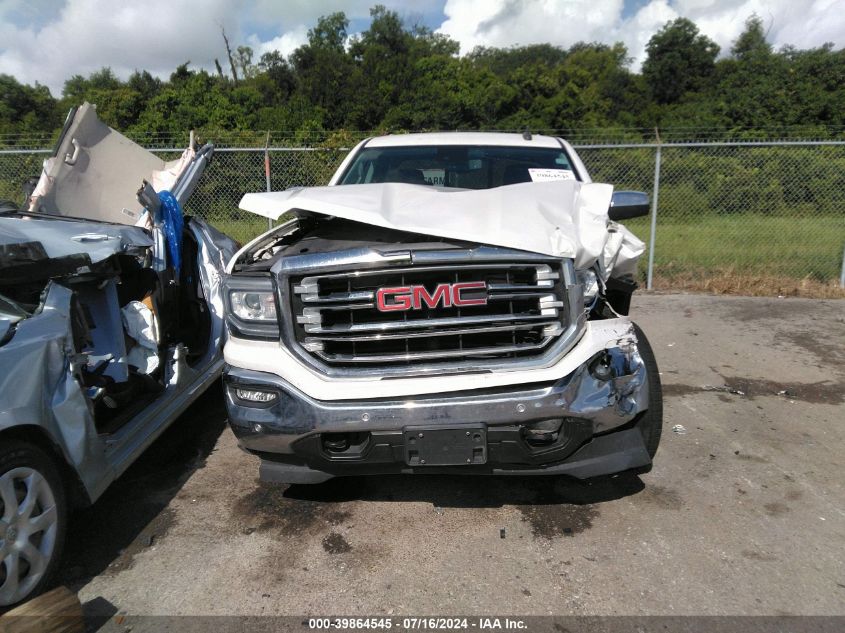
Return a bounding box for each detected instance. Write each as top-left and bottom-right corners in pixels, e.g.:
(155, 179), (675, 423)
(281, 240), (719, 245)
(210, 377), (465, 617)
(375, 282), (488, 312)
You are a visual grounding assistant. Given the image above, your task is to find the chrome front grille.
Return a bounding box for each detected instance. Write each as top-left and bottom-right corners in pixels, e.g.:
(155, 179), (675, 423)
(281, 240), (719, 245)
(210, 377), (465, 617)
(287, 260), (574, 367)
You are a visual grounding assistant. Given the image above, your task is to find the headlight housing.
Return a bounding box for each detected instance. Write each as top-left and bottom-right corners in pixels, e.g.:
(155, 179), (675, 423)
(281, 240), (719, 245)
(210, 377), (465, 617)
(224, 275), (280, 339)
(576, 268), (600, 303)
(230, 291), (277, 321)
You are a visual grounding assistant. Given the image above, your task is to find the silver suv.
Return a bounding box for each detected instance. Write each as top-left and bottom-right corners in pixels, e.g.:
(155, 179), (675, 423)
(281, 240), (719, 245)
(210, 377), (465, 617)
(0, 104), (235, 607)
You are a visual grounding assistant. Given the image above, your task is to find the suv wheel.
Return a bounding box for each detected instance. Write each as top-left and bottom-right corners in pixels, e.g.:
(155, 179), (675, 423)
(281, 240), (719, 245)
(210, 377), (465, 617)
(0, 440), (67, 608)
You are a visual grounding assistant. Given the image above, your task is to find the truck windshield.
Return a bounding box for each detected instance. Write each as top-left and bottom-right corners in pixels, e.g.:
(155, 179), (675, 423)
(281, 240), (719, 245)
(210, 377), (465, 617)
(337, 145), (578, 189)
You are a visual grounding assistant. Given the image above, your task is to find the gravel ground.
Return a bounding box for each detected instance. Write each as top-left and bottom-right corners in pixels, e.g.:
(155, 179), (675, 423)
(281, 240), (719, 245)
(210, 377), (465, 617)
(57, 294), (845, 620)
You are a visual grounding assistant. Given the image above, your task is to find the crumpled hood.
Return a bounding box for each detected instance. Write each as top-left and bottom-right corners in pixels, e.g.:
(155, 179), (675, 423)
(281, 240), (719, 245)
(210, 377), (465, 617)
(239, 181), (644, 274)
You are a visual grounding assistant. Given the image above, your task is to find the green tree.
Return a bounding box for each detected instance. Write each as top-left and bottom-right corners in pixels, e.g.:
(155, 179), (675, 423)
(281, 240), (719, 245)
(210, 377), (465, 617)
(62, 67), (121, 100)
(169, 62), (194, 85)
(235, 46), (256, 79)
(257, 51), (296, 98)
(346, 5), (415, 127)
(58, 68), (148, 130)
(0, 75), (59, 138)
(713, 16), (788, 129)
(127, 70), (163, 102)
(468, 44), (568, 77)
(642, 18), (720, 105)
(732, 14), (772, 60)
(290, 12), (357, 127)
(129, 71), (244, 136)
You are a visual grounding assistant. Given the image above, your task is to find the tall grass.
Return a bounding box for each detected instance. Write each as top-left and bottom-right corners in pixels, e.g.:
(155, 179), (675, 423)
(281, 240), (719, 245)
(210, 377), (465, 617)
(626, 215), (844, 279)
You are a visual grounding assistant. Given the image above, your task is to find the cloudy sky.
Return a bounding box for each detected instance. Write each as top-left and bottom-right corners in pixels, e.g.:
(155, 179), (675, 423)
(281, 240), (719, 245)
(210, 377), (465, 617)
(1, 0), (843, 95)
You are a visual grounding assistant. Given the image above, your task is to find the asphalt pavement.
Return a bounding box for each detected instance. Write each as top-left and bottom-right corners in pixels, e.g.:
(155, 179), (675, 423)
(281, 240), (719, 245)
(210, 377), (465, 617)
(59, 294), (845, 620)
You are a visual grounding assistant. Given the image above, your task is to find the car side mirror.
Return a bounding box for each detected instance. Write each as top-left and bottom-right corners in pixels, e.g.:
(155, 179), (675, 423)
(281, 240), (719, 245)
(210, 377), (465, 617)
(609, 191), (650, 221)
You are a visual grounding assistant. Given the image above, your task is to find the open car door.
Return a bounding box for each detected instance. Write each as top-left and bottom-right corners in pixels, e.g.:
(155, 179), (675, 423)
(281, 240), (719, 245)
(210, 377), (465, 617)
(29, 102), (211, 225)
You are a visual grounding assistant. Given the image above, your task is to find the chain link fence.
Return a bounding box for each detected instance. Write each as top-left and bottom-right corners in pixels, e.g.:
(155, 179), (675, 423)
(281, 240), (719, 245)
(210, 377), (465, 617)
(2, 139), (843, 296)
(179, 147), (349, 243)
(581, 141), (845, 296)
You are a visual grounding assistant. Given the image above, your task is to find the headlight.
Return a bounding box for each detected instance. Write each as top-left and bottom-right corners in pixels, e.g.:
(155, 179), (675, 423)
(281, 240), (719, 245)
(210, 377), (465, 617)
(576, 268), (599, 302)
(230, 291), (277, 321)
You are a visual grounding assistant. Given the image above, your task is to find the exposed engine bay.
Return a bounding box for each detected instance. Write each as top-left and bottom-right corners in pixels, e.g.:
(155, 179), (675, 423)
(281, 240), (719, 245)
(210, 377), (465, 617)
(232, 212), (638, 322)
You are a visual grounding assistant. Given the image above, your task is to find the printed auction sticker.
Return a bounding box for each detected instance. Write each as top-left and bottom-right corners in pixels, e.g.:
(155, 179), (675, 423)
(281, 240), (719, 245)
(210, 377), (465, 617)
(528, 168), (575, 181)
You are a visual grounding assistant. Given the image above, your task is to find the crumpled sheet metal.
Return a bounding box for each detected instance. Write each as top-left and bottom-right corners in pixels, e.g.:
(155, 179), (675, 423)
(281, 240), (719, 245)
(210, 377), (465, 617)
(0, 283), (109, 499)
(239, 181), (645, 276)
(560, 332), (649, 434)
(188, 218), (238, 364)
(0, 215), (153, 265)
(601, 223), (643, 280)
(0, 318), (12, 340)
(151, 147), (196, 193)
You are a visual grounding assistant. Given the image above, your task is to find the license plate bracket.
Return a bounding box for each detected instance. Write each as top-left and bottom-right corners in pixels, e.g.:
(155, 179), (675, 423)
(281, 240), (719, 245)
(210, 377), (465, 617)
(404, 426), (487, 466)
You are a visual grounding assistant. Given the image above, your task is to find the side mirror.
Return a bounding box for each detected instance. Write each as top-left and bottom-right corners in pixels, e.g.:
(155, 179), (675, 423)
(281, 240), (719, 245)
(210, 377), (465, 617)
(609, 190), (650, 221)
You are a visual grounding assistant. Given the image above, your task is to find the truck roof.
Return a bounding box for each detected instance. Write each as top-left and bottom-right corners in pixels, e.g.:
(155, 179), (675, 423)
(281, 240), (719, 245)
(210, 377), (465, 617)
(363, 132), (563, 149)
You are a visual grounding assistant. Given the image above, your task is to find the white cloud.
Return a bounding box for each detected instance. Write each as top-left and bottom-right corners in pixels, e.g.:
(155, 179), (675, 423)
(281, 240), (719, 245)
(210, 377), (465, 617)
(246, 0), (389, 25)
(438, 0), (626, 53)
(775, 0), (845, 50)
(672, 0), (845, 54)
(438, 0), (845, 68)
(247, 25), (309, 60)
(1, 0), (843, 95)
(0, 0), (242, 93)
(613, 0), (678, 66)
(243, 0), (440, 32)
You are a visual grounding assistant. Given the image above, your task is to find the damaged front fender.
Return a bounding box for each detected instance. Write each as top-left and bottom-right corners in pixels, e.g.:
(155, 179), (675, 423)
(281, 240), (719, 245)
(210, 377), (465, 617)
(0, 282), (109, 500)
(560, 335), (648, 433)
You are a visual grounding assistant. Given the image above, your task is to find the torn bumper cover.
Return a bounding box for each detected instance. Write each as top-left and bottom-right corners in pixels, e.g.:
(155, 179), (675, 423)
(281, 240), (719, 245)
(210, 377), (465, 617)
(223, 341), (650, 484)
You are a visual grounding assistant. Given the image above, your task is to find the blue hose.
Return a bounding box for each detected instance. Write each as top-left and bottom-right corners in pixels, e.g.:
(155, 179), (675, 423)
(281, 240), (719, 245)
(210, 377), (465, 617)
(158, 190), (183, 278)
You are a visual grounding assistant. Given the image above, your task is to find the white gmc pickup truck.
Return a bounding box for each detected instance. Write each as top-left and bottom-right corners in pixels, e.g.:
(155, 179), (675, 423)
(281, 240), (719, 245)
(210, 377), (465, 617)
(221, 132), (662, 484)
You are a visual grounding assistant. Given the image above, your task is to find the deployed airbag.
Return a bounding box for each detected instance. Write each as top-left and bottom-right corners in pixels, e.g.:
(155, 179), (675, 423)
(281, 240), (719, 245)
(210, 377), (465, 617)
(121, 300), (159, 374)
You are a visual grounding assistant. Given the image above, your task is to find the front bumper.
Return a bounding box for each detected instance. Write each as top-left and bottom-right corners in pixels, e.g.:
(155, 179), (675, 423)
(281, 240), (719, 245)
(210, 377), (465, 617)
(223, 337), (652, 484)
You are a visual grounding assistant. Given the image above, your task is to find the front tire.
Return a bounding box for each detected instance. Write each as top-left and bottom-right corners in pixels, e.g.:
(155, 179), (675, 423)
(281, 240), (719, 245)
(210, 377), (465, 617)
(632, 323), (663, 459)
(0, 440), (67, 608)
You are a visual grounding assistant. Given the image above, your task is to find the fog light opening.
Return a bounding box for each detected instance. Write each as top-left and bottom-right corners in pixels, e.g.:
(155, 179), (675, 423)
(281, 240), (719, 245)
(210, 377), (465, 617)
(522, 419), (564, 446)
(590, 351), (614, 381)
(235, 388), (277, 403)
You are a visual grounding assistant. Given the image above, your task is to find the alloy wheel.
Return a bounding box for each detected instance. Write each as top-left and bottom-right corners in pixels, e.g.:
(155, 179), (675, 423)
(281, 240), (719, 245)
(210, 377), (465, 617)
(0, 467), (59, 606)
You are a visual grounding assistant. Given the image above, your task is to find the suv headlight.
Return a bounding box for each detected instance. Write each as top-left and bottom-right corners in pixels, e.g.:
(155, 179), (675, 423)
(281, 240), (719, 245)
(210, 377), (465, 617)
(224, 275), (281, 340)
(576, 268), (599, 303)
(230, 291), (277, 321)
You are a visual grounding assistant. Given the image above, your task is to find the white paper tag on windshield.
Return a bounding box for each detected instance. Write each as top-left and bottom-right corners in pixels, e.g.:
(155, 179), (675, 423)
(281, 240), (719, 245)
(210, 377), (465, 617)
(422, 169), (445, 186)
(528, 168), (575, 182)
